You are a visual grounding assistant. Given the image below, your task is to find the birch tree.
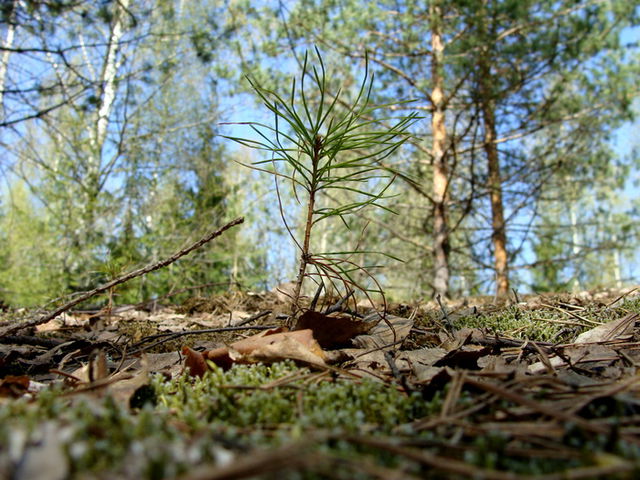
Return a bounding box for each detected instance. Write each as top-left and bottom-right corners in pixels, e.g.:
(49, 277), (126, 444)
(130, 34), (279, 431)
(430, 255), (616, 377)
(0, 0), (245, 302)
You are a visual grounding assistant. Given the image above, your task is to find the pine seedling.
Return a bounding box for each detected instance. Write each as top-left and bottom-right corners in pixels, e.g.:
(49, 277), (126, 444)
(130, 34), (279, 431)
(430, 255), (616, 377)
(227, 49), (418, 322)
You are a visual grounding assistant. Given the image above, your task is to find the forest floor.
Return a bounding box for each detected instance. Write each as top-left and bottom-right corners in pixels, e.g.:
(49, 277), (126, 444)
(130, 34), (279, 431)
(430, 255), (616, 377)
(1, 286), (640, 479)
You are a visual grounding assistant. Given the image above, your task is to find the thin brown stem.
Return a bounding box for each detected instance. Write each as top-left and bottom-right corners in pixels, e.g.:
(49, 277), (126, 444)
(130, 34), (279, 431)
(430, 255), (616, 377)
(290, 136), (322, 320)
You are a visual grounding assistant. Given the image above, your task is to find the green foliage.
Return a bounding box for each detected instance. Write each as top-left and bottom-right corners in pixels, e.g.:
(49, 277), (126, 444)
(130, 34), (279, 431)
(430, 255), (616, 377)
(267, 0), (640, 296)
(227, 49), (419, 313)
(530, 214), (573, 293)
(0, 0), (260, 306)
(0, 181), (65, 306)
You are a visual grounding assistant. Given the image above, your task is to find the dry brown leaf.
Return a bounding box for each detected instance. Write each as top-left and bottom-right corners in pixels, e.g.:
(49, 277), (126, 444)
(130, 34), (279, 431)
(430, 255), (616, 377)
(434, 344), (492, 370)
(141, 352), (181, 373)
(182, 346), (211, 377)
(352, 313), (413, 351)
(563, 343), (620, 364)
(183, 329), (327, 374)
(478, 355), (523, 376)
(239, 334), (327, 367)
(0, 375), (30, 398)
(340, 348), (446, 381)
(293, 311), (375, 348)
(403, 349), (448, 382)
(528, 343), (620, 374)
(108, 356), (150, 407)
(575, 313), (638, 343)
(438, 328), (484, 351)
(69, 349), (110, 384)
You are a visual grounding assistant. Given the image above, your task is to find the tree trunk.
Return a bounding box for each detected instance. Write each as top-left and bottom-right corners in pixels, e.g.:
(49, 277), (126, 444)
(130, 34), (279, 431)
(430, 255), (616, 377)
(430, 2), (450, 298)
(94, 0), (129, 152)
(478, 72), (509, 297)
(0, 0), (18, 116)
(83, 0), (129, 239)
(569, 196), (582, 291)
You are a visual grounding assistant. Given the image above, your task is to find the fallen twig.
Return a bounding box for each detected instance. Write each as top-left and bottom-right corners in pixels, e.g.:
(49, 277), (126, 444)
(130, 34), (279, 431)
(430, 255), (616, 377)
(236, 310), (272, 326)
(606, 287), (638, 307)
(128, 324), (277, 354)
(0, 217), (244, 338)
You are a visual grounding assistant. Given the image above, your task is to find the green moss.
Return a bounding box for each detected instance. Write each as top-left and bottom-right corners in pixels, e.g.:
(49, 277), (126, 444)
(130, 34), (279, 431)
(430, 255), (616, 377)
(2, 358), (640, 479)
(0, 362), (429, 479)
(450, 306), (564, 342)
(154, 361), (426, 434)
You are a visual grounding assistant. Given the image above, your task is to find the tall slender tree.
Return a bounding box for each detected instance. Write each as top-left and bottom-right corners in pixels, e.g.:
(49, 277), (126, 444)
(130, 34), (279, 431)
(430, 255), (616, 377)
(457, 0), (638, 295)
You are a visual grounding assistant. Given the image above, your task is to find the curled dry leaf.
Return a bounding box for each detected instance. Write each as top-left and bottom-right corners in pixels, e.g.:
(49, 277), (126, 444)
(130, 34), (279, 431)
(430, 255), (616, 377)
(182, 328), (327, 376)
(182, 346), (210, 378)
(340, 348), (448, 382)
(434, 345), (492, 370)
(238, 333), (326, 366)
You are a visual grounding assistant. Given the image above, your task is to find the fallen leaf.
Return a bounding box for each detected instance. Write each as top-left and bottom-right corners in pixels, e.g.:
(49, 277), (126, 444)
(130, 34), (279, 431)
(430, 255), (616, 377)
(528, 344), (619, 374)
(184, 329), (327, 375)
(293, 311), (375, 348)
(434, 345), (492, 370)
(412, 365), (447, 384)
(403, 348), (448, 381)
(575, 313), (638, 343)
(340, 348), (446, 381)
(241, 334), (327, 367)
(141, 352), (181, 373)
(563, 344), (619, 364)
(439, 328), (483, 351)
(108, 356), (150, 408)
(419, 367), (453, 399)
(182, 346), (211, 377)
(0, 375), (30, 398)
(352, 313), (413, 351)
(478, 355), (522, 376)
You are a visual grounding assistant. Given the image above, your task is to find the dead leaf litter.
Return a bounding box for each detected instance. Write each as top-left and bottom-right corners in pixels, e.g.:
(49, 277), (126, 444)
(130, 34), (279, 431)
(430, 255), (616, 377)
(1, 287), (640, 478)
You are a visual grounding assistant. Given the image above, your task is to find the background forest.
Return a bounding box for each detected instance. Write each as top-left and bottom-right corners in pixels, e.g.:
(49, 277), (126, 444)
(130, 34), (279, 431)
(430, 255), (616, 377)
(0, 0), (638, 307)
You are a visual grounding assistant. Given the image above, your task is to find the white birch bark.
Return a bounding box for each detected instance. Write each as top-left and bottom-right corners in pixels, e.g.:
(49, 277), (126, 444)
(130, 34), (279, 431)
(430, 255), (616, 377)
(92, 0), (130, 154)
(0, 0), (19, 119)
